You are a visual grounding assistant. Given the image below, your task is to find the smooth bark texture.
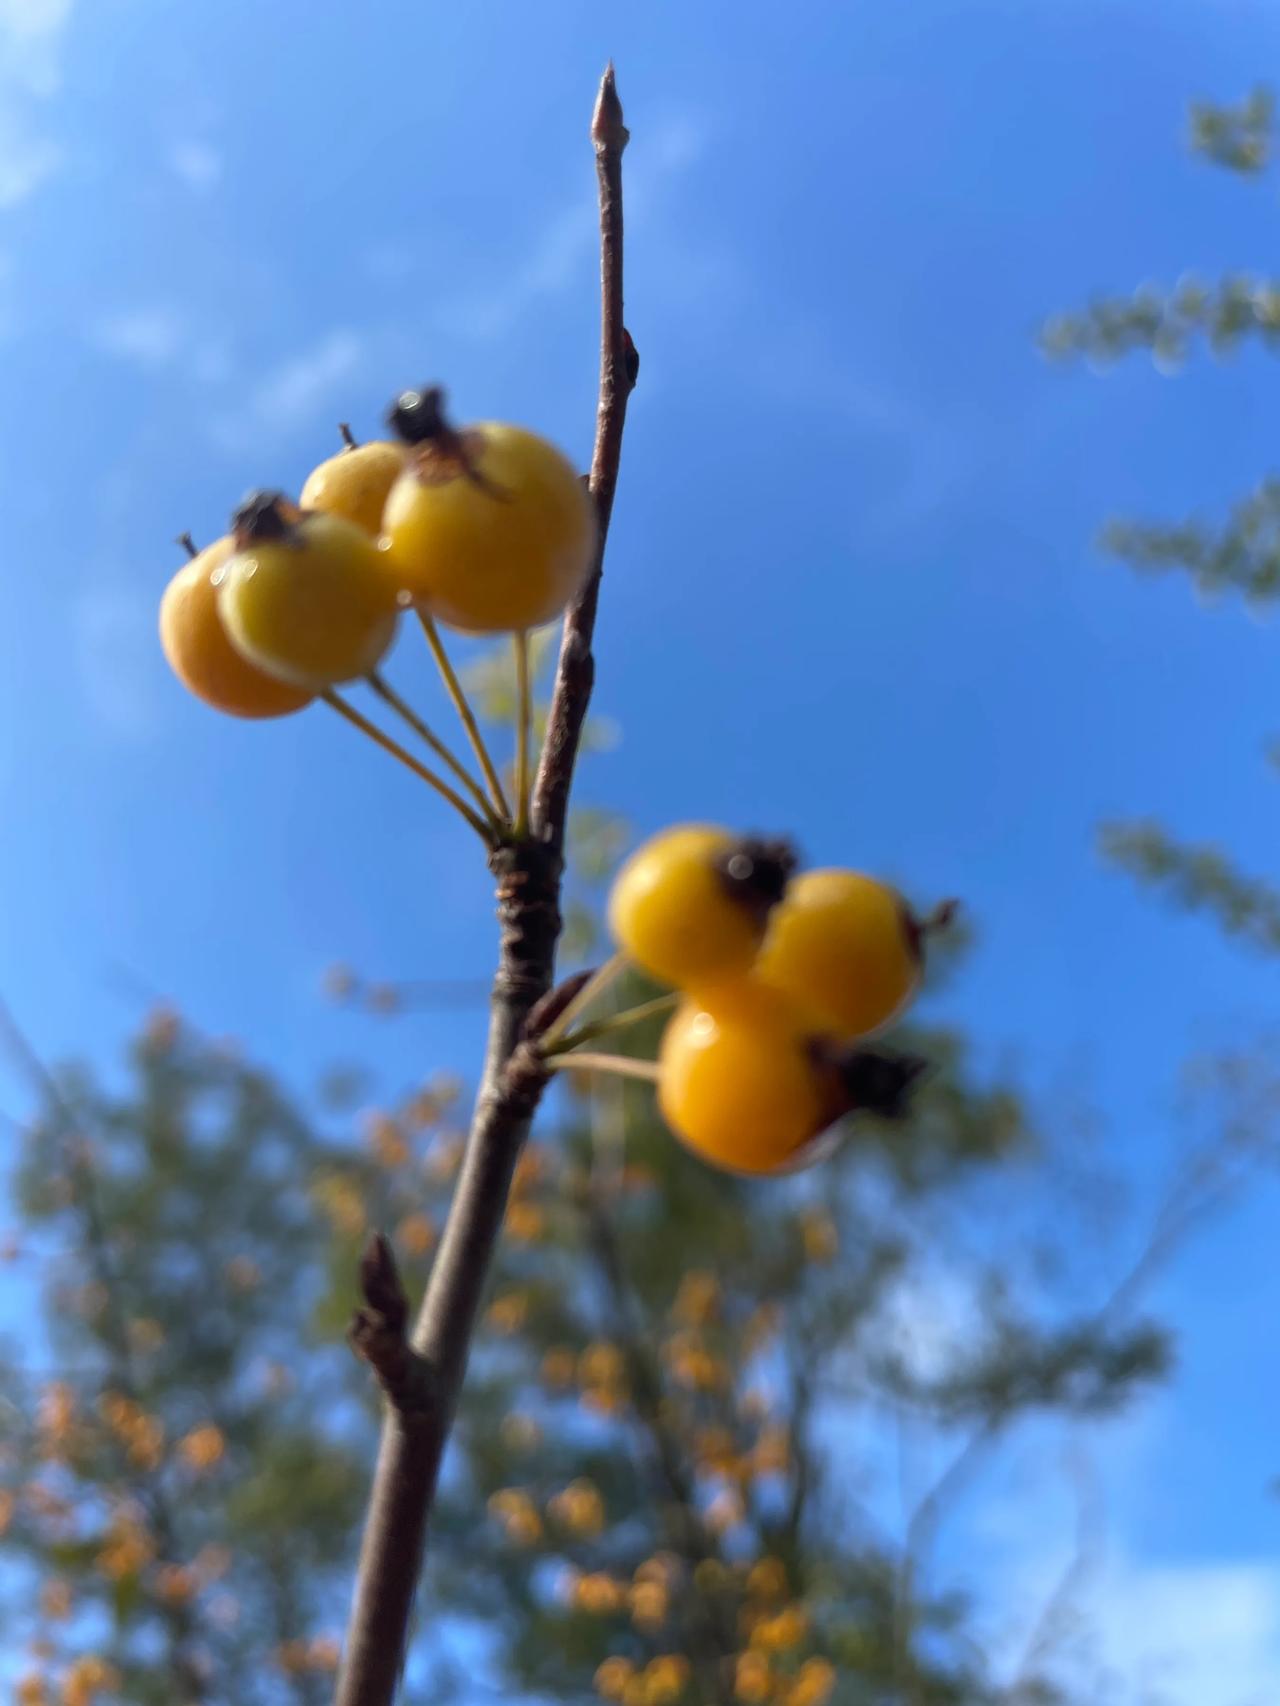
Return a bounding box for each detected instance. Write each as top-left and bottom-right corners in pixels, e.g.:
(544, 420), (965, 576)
(334, 65), (634, 1706)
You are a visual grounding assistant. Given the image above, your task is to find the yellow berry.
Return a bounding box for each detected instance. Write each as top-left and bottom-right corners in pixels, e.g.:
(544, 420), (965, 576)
(217, 492), (400, 689)
(380, 386), (595, 632)
(609, 826), (795, 990)
(300, 439), (406, 536)
(657, 983), (830, 1175)
(595, 1658), (635, 1700)
(160, 538), (314, 719)
(757, 870), (920, 1039)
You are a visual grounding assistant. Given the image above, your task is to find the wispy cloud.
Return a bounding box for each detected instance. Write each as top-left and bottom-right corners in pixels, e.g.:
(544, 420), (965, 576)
(71, 585), (159, 741)
(0, 0), (73, 207)
(169, 140), (222, 192)
(1094, 1556), (1280, 1705)
(92, 306), (186, 367)
(0, 119), (58, 206)
(207, 329), (364, 449)
(438, 111), (712, 342)
(242, 330), (363, 432)
(0, 0), (73, 96)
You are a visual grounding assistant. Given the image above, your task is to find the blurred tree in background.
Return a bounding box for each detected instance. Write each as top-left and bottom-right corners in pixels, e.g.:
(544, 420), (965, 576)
(1042, 86), (1280, 948)
(0, 960), (1177, 1706)
(0, 653), (1181, 1706)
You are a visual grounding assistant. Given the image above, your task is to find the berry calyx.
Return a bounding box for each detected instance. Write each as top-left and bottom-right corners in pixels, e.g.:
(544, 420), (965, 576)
(380, 386), (596, 633)
(757, 869), (923, 1040)
(300, 439), (407, 536)
(608, 825), (798, 991)
(159, 536), (314, 719)
(712, 837), (797, 925)
(811, 1040), (928, 1121)
(217, 491), (400, 689)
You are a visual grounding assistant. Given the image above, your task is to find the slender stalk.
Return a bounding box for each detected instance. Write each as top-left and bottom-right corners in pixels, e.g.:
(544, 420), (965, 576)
(335, 65), (634, 1706)
(546, 1051), (660, 1084)
(538, 951), (627, 1050)
(530, 61), (635, 844)
(321, 690), (494, 846)
(417, 610), (511, 822)
(365, 669), (501, 829)
(339, 422), (359, 450)
(514, 629), (532, 835)
(176, 532), (198, 560)
(546, 990), (678, 1055)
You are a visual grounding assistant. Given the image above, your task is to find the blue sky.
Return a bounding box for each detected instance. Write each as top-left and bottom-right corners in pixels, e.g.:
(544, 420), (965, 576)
(3, 0), (1280, 1695)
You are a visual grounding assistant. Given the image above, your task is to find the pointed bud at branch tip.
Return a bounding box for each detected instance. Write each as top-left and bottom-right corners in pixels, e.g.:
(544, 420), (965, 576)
(592, 63), (629, 152)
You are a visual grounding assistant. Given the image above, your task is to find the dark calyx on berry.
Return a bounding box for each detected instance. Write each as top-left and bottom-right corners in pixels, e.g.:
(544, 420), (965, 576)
(386, 385), (455, 447)
(712, 836), (798, 925)
(386, 384), (505, 498)
(812, 1042), (928, 1122)
(231, 489), (301, 548)
(900, 896), (960, 966)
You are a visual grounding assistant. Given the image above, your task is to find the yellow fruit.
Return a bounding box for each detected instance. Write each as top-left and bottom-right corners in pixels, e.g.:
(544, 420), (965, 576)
(217, 492), (400, 689)
(758, 870), (920, 1039)
(300, 439), (406, 536)
(657, 983), (830, 1176)
(380, 386), (595, 632)
(609, 826), (796, 990)
(159, 538), (314, 719)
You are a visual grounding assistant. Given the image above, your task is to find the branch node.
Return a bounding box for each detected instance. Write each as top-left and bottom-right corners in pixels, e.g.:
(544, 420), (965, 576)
(349, 1234), (437, 1414)
(524, 969), (594, 1042)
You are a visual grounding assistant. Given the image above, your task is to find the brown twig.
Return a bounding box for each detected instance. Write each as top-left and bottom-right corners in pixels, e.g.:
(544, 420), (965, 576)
(333, 65), (633, 1706)
(530, 62), (635, 847)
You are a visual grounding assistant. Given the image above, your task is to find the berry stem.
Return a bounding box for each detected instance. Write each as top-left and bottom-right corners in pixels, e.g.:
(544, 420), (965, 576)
(365, 670), (502, 831)
(416, 611), (511, 822)
(320, 690), (494, 846)
(339, 422), (359, 450)
(545, 1051), (660, 1084)
(538, 951), (628, 1050)
(543, 991), (679, 1057)
(514, 629), (532, 837)
(176, 532), (198, 560)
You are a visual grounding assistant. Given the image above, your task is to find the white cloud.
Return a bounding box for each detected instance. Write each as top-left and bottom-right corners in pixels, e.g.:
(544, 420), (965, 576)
(0, 0), (74, 209)
(71, 585), (159, 740)
(964, 1413), (1280, 1706)
(169, 140), (222, 191)
(1093, 1557), (1280, 1706)
(244, 329), (363, 431)
(0, 0), (73, 96)
(439, 110), (711, 342)
(207, 329), (363, 448)
(0, 122), (58, 206)
(93, 306), (185, 367)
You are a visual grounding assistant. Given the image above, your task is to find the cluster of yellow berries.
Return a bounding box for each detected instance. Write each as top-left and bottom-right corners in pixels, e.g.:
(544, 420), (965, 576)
(607, 825), (948, 1175)
(97, 1390), (165, 1471)
(16, 1656), (123, 1706)
(277, 1635), (342, 1676)
(595, 1653), (692, 1706)
(159, 386), (594, 715)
